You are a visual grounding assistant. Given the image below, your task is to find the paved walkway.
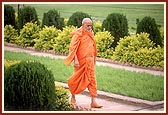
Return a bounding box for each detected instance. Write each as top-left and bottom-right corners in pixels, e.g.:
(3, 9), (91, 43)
(4, 45), (164, 76)
(4, 45), (165, 112)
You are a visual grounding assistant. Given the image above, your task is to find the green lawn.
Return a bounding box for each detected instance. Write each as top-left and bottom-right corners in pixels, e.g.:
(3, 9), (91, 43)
(4, 51), (164, 101)
(10, 3), (164, 33)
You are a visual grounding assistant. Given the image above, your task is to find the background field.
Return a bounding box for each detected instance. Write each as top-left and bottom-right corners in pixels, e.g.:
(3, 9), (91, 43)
(11, 3), (164, 33)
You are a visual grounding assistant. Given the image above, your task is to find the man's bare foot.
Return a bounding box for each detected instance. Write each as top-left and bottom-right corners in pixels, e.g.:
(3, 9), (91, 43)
(70, 97), (76, 105)
(90, 102), (103, 108)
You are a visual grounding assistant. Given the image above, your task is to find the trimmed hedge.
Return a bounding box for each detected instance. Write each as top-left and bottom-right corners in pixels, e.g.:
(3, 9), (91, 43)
(4, 61), (74, 111)
(4, 61), (56, 111)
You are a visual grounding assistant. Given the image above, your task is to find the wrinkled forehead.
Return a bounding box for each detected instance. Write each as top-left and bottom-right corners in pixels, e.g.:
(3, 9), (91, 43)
(85, 22), (92, 26)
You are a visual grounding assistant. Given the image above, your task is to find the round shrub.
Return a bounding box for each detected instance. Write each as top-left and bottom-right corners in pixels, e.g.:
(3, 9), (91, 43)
(113, 32), (155, 63)
(67, 12), (91, 28)
(18, 22), (40, 47)
(136, 16), (162, 47)
(53, 26), (77, 54)
(4, 25), (18, 43)
(34, 26), (61, 51)
(95, 31), (114, 59)
(102, 13), (128, 48)
(4, 61), (56, 111)
(4, 5), (16, 28)
(42, 9), (65, 30)
(18, 6), (39, 30)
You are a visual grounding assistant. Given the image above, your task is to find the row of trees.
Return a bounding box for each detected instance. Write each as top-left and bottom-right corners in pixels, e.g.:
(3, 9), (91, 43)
(4, 5), (164, 48)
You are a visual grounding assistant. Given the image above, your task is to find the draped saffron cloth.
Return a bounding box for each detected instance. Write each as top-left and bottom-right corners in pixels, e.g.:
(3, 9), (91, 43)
(64, 27), (97, 97)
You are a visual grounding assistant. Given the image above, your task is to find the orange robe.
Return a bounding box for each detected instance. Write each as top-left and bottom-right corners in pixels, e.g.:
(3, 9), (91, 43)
(64, 27), (97, 97)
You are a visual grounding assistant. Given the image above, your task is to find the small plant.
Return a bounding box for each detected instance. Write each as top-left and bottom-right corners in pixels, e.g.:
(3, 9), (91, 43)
(55, 85), (73, 111)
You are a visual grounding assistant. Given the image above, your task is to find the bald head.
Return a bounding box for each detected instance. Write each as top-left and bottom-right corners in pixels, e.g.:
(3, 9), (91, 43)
(82, 18), (93, 32)
(82, 18), (92, 25)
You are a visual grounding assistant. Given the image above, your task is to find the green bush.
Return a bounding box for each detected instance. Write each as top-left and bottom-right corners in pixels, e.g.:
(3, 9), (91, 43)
(53, 26), (77, 54)
(4, 25), (18, 43)
(113, 33), (155, 63)
(17, 22), (40, 47)
(159, 27), (164, 46)
(42, 9), (65, 30)
(102, 13), (129, 48)
(18, 6), (39, 31)
(95, 31), (114, 59)
(34, 26), (61, 51)
(133, 46), (164, 68)
(93, 20), (102, 33)
(67, 12), (91, 28)
(136, 16), (162, 47)
(4, 61), (56, 111)
(4, 5), (16, 28)
(55, 85), (73, 111)
(112, 33), (164, 68)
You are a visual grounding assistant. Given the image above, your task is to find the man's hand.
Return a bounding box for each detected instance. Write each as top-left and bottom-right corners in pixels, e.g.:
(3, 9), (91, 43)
(74, 55), (80, 67)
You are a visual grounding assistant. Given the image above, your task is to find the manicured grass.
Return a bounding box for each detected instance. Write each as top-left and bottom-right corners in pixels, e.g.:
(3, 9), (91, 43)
(10, 3), (164, 33)
(4, 51), (164, 101)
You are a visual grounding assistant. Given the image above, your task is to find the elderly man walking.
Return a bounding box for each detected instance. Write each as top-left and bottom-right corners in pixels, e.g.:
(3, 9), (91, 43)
(64, 18), (102, 108)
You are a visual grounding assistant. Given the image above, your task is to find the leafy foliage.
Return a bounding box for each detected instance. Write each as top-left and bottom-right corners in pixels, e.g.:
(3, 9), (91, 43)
(53, 26), (77, 54)
(133, 46), (164, 68)
(17, 22), (40, 47)
(4, 25), (18, 43)
(42, 9), (65, 30)
(102, 13), (129, 48)
(55, 85), (73, 111)
(93, 20), (102, 33)
(34, 26), (61, 51)
(67, 12), (91, 28)
(112, 33), (164, 68)
(136, 16), (162, 47)
(95, 31), (114, 59)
